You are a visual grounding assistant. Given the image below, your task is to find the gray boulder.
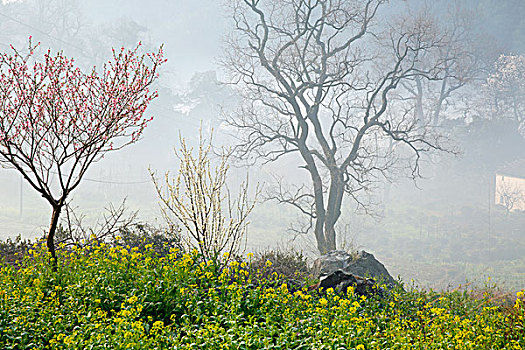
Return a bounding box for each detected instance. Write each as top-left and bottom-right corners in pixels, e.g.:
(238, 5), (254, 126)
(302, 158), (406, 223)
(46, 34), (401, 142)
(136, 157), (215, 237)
(313, 250), (397, 288)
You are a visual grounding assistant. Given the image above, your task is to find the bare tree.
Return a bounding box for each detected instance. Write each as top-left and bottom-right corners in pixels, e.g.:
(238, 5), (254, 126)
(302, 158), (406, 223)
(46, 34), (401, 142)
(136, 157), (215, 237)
(400, 2), (496, 128)
(483, 55), (525, 134)
(222, 0), (454, 254)
(496, 177), (525, 216)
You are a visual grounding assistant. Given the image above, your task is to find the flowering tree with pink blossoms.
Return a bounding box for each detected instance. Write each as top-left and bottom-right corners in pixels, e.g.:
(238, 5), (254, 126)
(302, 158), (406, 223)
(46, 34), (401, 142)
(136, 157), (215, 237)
(0, 39), (165, 268)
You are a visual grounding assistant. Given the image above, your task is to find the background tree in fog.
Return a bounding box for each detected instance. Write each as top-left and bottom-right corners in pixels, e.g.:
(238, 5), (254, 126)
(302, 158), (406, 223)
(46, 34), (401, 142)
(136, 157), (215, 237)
(496, 178), (524, 216)
(483, 55), (525, 134)
(223, 0), (457, 254)
(0, 41), (165, 268)
(400, 3), (496, 128)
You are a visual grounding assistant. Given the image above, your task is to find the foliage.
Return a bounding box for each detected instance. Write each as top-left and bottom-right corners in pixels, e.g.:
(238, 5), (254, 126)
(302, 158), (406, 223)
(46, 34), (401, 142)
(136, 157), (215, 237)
(109, 225), (183, 258)
(151, 132), (256, 268)
(0, 242), (523, 349)
(253, 247), (314, 286)
(0, 235), (33, 266)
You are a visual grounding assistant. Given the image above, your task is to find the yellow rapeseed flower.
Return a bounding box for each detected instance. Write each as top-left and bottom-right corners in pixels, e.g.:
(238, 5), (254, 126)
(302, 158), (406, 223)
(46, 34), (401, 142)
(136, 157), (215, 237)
(152, 320), (164, 329)
(63, 336), (74, 345)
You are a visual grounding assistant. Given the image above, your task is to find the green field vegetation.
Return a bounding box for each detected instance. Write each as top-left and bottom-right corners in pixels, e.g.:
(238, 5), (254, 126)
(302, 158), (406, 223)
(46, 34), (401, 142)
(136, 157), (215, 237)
(1, 242), (523, 349)
(359, 195), (525, 292)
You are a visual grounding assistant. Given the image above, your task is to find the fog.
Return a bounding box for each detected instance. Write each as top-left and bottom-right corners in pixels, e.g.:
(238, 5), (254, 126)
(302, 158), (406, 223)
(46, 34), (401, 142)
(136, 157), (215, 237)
(1, 0), (524, 291)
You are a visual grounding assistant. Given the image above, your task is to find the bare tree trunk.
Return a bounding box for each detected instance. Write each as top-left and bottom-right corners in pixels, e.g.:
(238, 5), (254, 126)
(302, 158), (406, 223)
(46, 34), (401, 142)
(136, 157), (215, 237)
(314, 218), (328, 254)
(432, 77), (448, 126)
(299, 137), (329, 254)
(323, 216), (337, 253)
(415, 76), (424, 123)
(312, 176), (327, 253)
(47, 204), (62, 271)
(324, 171), (344, 253)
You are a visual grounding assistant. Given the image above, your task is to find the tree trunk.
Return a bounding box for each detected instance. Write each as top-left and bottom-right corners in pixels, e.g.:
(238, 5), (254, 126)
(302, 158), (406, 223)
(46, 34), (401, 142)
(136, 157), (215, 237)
(315, 222), (328, 254)
(415, 76), (424, 123)
(324, 219), (337, 253)
(323, 171), (344, 253)
(312, 169), (346, 255)
(432, 77), (448, 126)
(313, 200), (328, 254)
(47, 204), (62, 271)
(307, 153), (328, 254)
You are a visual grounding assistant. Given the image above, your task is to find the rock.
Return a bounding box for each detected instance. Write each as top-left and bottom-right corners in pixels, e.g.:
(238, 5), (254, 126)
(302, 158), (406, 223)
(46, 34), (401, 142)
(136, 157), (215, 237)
(307, 270), (379, 296)
(313, 250), (397, 288)
(322, 270), (377, 296)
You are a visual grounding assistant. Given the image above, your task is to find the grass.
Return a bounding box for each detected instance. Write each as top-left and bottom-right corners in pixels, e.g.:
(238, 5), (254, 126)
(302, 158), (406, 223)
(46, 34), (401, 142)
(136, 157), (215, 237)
(0, 242), (523, 349)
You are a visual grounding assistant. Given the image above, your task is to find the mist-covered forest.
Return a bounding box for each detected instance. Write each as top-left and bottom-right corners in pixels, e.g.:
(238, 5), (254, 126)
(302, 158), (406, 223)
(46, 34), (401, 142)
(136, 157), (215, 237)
(1, 0), (525, 293)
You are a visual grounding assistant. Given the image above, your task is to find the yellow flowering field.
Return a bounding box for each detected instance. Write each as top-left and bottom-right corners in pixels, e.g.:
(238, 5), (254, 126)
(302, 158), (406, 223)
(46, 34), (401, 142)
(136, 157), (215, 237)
(0, 242), (523, 349)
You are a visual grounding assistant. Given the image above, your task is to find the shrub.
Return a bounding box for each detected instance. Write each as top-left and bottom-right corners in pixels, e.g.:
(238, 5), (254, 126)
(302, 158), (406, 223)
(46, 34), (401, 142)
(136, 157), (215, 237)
(151, 131), (257, 268)
(253, 246), (314, 286)
(0, 235), (34, 266)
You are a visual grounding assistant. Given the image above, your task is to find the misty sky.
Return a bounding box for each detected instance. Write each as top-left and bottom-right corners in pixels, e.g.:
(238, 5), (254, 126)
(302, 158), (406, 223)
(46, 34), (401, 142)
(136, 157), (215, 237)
(1, 0), (228, 83)
(82, 0), (228, 83)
